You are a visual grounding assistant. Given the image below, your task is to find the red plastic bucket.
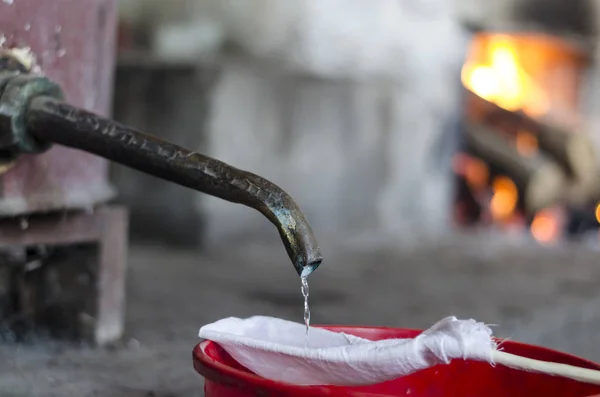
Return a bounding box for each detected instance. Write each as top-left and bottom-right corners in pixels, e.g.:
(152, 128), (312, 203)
(193, 325), (600, 397)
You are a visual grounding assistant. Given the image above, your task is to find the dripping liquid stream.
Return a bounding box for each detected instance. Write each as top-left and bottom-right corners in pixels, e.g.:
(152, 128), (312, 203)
(301, 276), (310, 344)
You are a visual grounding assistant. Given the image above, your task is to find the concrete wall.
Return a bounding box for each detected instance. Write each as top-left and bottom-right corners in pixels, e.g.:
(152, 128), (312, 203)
(198, 58), (466, 244)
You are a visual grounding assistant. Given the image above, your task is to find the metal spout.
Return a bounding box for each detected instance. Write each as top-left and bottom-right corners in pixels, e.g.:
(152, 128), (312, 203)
(28, 97), (322, 276)
(1, 86), (322, 276)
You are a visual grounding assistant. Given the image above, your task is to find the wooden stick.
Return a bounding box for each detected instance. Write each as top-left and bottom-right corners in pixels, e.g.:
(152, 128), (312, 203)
(493, 350), (600, 386)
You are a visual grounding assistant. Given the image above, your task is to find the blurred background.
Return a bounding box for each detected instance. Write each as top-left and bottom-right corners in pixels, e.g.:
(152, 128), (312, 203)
(4, 0), (600, 395)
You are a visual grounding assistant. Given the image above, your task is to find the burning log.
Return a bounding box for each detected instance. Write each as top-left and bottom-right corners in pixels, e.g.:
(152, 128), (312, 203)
(467, 91), (598, 183)
(464, 122), (567, 214)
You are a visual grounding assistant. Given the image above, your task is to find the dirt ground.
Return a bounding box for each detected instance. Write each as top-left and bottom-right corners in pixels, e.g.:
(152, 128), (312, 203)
(2, 233), (600, 396)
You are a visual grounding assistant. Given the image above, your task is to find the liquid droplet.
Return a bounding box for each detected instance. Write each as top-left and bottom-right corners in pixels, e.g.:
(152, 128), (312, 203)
(301, 276), (310, 338)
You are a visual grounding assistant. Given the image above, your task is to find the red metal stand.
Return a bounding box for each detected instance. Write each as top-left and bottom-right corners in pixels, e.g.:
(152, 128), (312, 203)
(0, 0), (127, 345)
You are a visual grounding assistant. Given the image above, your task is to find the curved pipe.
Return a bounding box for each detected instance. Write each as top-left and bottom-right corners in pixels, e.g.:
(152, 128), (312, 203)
(25, 96), (322, 277)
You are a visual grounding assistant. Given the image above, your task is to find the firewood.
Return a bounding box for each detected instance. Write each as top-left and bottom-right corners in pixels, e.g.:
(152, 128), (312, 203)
(464, 122), (567, 214)
(466, 91), (598, 183)
(564, 173), (600, 208)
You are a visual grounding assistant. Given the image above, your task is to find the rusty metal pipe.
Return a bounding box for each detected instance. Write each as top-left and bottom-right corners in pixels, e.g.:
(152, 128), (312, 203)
(24, 96), (322, 277)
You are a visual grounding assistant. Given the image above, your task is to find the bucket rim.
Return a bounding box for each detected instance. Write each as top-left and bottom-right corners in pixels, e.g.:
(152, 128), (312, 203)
(193, 324), (600, 394)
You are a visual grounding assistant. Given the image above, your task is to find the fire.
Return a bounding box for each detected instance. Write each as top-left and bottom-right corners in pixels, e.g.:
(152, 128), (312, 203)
(462, 35), (549, 118)
(490, 176), (518, 221)
(531, 209), (561, 244)
(453, 153), (489, 190)
(460, 34), (572, 240)
(515, 129), (538, 157)
(459, 34), (588, 240)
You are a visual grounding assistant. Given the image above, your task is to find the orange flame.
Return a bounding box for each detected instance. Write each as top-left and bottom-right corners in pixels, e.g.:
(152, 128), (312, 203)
(461, 35), (572, 239)
(462, 35), (549, 118)
(453, 153), (489, 191)
(531, 209), (561, 244)
(490, 176), (518, 221)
